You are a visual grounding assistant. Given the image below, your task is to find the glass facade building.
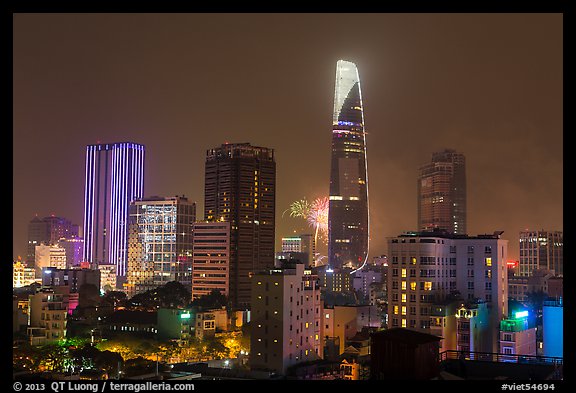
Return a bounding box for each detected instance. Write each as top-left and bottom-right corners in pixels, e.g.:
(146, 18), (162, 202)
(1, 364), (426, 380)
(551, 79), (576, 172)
(125, 196), (195, 296)
(82, 142), (145, 277)
(328, 60), (369, 271)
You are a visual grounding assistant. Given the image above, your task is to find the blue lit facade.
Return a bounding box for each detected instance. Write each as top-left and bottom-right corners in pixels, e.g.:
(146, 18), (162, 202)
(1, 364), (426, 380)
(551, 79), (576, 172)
(328, 60), (369, 271)
(542, 299), (563, 358)
(83, 142), (145, 277)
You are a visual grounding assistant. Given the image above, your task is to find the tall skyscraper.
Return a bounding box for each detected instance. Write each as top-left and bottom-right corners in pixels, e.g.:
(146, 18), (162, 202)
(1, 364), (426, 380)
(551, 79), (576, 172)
(327, 60), (369, 272)
(124, 196), (195, 296)
(82, 142), (145, 278)
(519, 230), (563, 276)
(417, 149), (467, 235)
(204, 142), (276, 308)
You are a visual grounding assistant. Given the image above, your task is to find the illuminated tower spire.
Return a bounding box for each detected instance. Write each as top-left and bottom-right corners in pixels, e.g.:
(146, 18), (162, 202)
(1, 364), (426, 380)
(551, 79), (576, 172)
(327, 60), (369, 272)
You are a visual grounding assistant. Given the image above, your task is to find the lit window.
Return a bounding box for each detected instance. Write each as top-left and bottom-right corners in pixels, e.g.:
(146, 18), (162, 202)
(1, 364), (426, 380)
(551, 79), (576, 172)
(410, 282), (416, 291)
(393, 305), (399, 315)
(402, 294), (407, 303)
(424, 282), (432, 291)
(485, 258), (492, 267)
(401, 269), (407, 278)
(402, 319), (407, 328)
(401, 306), (406, 316)
(401, 281), (407, 290)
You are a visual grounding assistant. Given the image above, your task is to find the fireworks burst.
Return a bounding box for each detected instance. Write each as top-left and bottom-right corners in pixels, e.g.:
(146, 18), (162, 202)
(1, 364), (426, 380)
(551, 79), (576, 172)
(284, 196), (329, 247)
(307, 197), (329, 240)
(283, 198), (311, 219)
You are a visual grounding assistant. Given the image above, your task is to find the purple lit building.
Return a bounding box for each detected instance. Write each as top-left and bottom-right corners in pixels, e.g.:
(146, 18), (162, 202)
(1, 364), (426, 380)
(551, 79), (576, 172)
(82, 142), (145, 279)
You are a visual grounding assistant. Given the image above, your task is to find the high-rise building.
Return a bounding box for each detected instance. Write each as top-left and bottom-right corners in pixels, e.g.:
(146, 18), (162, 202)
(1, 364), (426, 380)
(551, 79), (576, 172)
(204, 142), (276, 308)
(26, 215), (79, 267)
(250, 262), (323, 375)
(519, 230), (563, 276)
(387, 230), (508, 353)
(191, 221), (230, 300)
(124, 196), (195, 295)
(328, 60), (369, 272)
(82, 142), (145, 278)
(417, 149), (466, 235)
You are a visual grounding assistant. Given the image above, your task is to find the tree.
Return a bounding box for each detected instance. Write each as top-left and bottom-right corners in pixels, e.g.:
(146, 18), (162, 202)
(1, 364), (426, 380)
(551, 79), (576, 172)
(190, 289), (227, 310)
(94, 350), (123, 377)
(101, 291), (128, 309)
(157, 281), (191, 308)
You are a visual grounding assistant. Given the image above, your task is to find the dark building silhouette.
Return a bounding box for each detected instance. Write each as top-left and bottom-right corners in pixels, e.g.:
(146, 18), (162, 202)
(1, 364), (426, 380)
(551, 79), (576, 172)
(204, 143), (276, 309)
(328, 60), (369, 271)
(370, 328), (441, 380)
(417, 149), (466, 235)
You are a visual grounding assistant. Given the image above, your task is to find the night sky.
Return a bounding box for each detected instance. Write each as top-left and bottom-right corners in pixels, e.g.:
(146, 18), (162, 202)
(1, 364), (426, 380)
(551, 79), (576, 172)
(13, 13), (563, 263)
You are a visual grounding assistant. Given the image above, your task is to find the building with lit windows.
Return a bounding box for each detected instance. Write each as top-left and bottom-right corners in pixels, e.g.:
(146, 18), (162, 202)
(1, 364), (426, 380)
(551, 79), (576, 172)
(34, 244), (67, 278)
(328, 60), (369, 272)
(124, 196), (195, 295)
(519, 230), (563, 276)
(417, 149), (466, 235)
(26, 215), (79, 267)
(250, 262), (322, 375)
(99, 263), (117, 293)
(192, 221), (230, 300)
(27, 286), (69, 345)
(499, 310), (537, 360)
(13, 259), (37, 288)
(281, 235), (315, 266)
(58, 237), (84, 268)
(204, 142), (276, 308)
(317, 266), (353, 293)
(387, 230), (508, 353)
(82, 142), (145, 280)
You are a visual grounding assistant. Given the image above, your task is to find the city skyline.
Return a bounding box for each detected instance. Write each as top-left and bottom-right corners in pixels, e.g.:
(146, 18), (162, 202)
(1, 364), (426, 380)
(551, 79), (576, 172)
(13, 13), (563, 263)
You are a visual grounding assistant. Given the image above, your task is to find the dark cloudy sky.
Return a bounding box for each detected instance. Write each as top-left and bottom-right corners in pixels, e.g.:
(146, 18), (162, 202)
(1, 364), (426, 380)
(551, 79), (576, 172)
(13, 13), (563, 262)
